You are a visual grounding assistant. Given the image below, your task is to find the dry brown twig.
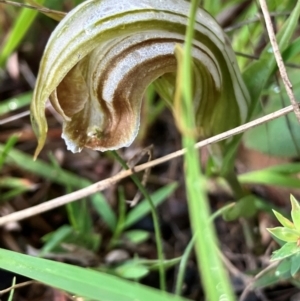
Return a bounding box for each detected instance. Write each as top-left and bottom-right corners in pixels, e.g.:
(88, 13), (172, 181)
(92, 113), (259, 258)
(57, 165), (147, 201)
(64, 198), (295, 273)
(0, 0), (66, 17)
(259, 0), (300, 123)
(0, 104), (296, 226)
(0, 280), (36, 295)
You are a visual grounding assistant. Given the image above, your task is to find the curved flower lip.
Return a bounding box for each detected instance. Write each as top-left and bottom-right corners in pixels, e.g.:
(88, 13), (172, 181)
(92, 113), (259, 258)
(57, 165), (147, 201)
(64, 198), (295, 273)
(31, 0), (250, 158)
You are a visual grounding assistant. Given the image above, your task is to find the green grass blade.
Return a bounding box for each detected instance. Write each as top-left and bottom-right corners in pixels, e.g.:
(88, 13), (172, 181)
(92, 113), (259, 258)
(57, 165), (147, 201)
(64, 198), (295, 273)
(111, 150), (166, 291)
(0, 136), (18, 169)
(178, 0), (235, 300)
(40, 225), (72, 256)
(174, 201), (235, 296)
(283, 36), (300, 61)
(175, 235), (196, 296)
(91, 193), (117, 231)
(47, 152), (93, 232)
(1, 187), (29, 203)
(7, 277), (16, 301)
(0, 143), (116, 231)
(124, 182), (178, 229)
(0, 176), (35, 189)
(0, 0), (45, 67)
(108, 186), (127, 248)
(239, 170), (300, 189)
(0, 92), (32, 116)
(258, 163), (300, 174)
(0, 248), (189, 301)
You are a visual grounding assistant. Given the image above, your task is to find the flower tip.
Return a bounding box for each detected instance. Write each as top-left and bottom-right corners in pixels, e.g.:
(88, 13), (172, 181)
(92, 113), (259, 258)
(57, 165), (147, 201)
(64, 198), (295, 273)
(291, 195), (298, 208)
(33, 136), (46, 160)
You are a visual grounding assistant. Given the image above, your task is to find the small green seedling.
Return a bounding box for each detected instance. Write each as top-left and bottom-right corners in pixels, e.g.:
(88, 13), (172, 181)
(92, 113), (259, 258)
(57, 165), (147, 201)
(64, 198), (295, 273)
(268, 195), (300, 276)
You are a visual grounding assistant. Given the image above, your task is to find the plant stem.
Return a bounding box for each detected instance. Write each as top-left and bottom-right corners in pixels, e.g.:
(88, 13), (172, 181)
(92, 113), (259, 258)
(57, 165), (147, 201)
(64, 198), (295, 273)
(178, 0), (235, 299)
(111, 150), (166, 291)
(175, 235), (196, 296)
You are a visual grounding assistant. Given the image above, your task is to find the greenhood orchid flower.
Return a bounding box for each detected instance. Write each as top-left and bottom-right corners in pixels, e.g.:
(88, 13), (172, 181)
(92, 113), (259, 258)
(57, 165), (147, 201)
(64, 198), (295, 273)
(31, 0), (250, 158)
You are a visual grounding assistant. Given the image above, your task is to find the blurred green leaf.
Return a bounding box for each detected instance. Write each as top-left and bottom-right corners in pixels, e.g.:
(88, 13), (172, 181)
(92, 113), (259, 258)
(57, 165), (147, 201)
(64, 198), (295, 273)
(42, 225), (100, 254)
(291, 252), (300, 277)
(243, 0), (300, 117)
(263, 163), (300, 175)
(244, 68), (300, 157)
(0, 0), (45, 66)
(291, 195), (300, 231)
(202, 0), (222, 16)
(273, 210), (295, 229)
(0, 248), (188, 301)
(140, 257), (182, 271)
(122, 230), (150, 245)
(114, 262), (149, 280)
(40, 225), (73, 256)
(239, 170), (300, 189)
(283, 36), (300, 61)
(254, 259), (291, 289)
(268, 227), (299, 243)
(91, 193), (117, 232)
(0, 144), (116, 231)
(0, 92), (32, 116)
(271, 242), (300, 261)
(223, 195), (257, 221)
(0, 136), (18, 169)
(124, 183), (178, 229)
(47, 152), (94, 233)
(1, 187), (29, 203)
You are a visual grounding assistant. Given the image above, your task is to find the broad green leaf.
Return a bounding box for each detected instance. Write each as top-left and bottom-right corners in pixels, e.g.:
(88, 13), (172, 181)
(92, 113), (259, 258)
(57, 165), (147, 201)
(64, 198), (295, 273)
(273, 210), (295, 229)
(223, 195), (256, 221)
(122, 230), (150, 244)
(254, 259), (291, 288)
(0, 248), (188, 301)
(291, 252), (300, 277)
(291, 195), (300, 231)
(271, 242), (300, 261)
(276, 258), (293, 275)
(244, 69), (300, 157)
(267, 227), (300, 243)
(114, 262), (149, 280)
(242, 1), (300, 157)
